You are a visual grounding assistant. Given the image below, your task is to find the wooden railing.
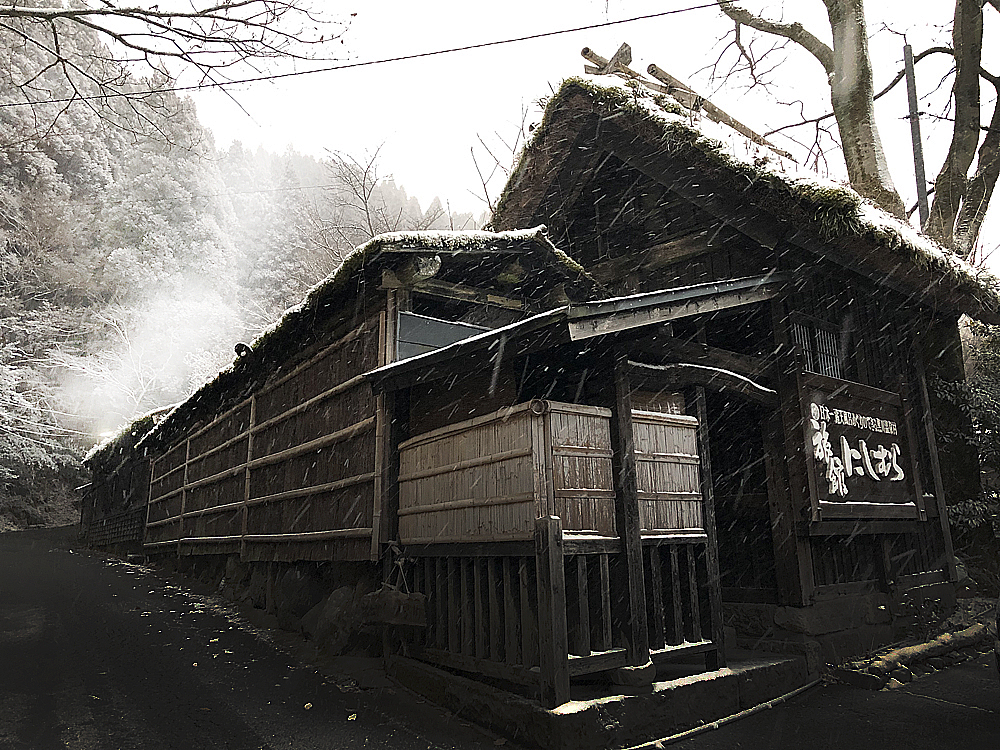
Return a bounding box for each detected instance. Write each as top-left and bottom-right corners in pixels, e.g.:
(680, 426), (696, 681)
(401, 516), (722, 708)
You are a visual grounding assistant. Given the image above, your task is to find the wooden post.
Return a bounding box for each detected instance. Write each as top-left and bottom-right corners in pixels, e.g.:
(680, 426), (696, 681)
(767, 299), (815, 607)
(608, 354), (653, 678)
(240, 396), (255, 560)
(692, 384), (727, 669)
(912, 334), (959, 584)
(535, 515), (570, 709)
(178, 438), (190, 558)
(373, 388), (408, 557)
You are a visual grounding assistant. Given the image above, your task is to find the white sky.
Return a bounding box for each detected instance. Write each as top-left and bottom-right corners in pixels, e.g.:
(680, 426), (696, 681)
(188, 0), (999, 261)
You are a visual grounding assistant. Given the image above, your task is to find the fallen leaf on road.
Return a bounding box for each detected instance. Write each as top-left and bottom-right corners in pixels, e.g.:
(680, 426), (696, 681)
(347, 714), (357, 721)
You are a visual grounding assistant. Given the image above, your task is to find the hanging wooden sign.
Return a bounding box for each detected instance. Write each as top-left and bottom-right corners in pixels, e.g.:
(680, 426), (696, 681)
(799, 372), (919, 518)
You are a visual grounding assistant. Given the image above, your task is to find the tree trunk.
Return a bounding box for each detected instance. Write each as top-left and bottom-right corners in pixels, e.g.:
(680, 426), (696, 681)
(824, 0), (907, 219)
(927, 0), (984, 252)
(954, 94), (1000, 258)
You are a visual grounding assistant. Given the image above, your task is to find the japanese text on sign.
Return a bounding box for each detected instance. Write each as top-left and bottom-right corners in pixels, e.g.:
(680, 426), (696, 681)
(809, 402), (905, 497)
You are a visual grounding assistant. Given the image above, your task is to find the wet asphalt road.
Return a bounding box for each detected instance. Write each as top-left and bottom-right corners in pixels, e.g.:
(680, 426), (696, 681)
(0, 529), (507, 750)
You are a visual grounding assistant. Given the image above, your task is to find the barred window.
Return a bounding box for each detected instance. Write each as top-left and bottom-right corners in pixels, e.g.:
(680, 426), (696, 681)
(792, 317), (843, 379)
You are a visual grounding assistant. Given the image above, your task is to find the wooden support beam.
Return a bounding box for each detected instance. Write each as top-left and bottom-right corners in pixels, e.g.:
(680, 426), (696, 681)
(631, 335), (774, 384)
(912, 330), (960, 584)
(608, 354), (652, 672)
(535, 515), (571, 709)
(692, 382), (726, 669)
(765, 299), (816, 607)
(633, 360), (777, 406)
(567, 278), (785, 340)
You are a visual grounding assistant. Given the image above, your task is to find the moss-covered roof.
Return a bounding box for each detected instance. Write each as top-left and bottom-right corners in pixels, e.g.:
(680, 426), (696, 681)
(84, 404), (173, 472)
(124, 226), (594, 458)
(493, 77), (1000, 322)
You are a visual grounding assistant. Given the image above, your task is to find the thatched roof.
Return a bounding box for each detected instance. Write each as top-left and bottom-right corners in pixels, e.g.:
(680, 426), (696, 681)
(89, 226), (594, 464)
(493, 77), (1000, 323)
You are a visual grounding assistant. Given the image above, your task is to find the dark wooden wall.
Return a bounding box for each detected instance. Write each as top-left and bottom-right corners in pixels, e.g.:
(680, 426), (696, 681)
(145, 306), (382, 562)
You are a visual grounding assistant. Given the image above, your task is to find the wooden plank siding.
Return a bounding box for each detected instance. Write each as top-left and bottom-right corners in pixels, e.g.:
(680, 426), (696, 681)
(145, 317), (382, 561)
(397, 400), (705, 545)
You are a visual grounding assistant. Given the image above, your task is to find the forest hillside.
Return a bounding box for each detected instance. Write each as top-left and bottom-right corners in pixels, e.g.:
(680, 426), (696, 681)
(0, 22), (474, 530)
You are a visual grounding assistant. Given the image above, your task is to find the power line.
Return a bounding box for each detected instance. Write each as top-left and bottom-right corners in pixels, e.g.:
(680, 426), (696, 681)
(0, 2), (726, 110)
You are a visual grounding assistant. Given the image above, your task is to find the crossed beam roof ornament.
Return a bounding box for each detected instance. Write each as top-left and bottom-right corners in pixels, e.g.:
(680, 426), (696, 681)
(582, 43), (794, 162)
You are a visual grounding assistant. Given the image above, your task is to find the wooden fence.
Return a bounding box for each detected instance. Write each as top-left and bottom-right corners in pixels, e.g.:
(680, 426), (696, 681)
(395, 399), (720, 707)
(402, 517), (720, 708)
(397, 401), (705, 544)
(144, 318), (381, 561)
(84, 506), (146, 548)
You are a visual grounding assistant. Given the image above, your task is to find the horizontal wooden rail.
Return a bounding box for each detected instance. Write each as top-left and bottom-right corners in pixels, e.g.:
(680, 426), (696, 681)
(637, 491), (702, 500)
(399, 447), (533, 483)
(640, 531), (708, 543)
(151, 460), (185, 485)
(183, 463), (246, 494)
(145, 527), (373, 547)
(256, 319), (372, 399)
(636, 451), (700, 465)
(150, 418), (376, 506)
(250, 416), (376, 470)
(553, 488), (615, 499)
(187, 429), (249, 465)
(247, 473), (376, 508)
(149, 485), (183, 505)
(567, 648), (629, 676)
(152, 416), (376, 506)
(252, 373), (368, 436)
(241, 528), (372, 542)
(145, 514), (183, 529)
(397, 492), (535, 517)
(649, 640), (715, 662)
(551, 445), (613, 458)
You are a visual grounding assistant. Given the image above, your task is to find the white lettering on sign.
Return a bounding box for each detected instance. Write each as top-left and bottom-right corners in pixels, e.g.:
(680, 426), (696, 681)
(810, 403), (898, 436)
(809, 402), (904, 498)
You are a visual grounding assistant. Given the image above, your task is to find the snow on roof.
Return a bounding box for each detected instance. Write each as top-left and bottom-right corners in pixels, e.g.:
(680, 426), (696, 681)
(125, 226), (589, 457)
(494, 77), (1000, 319)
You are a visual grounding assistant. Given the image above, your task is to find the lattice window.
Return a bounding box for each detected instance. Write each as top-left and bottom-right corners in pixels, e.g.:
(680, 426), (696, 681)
(792, 316), (844, 379)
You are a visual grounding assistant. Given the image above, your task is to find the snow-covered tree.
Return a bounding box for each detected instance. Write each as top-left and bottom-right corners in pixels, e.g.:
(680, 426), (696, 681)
(716, 0), (998, 258)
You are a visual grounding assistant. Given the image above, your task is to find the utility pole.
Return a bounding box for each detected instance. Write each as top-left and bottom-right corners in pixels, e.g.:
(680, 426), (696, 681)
(904, 43), (930, 227)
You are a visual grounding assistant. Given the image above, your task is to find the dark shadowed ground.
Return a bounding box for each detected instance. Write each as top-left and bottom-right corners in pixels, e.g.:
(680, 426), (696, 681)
(0, 527), (512, 750)
(668, 645), (999, 750)
(3, 526), (998, 750)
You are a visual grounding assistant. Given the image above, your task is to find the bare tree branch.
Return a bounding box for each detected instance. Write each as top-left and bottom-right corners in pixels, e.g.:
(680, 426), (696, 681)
(716, 0), (834, 72)
(0, 2), (346, 141)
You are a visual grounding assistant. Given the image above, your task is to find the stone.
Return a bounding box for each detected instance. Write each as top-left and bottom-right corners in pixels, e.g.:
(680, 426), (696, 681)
(888, 667), (912, 683)
(273, 565), (325, 624)
(310, 586), (364, 656)
(611, 661), (656, 687)
(774, 594), (890, 636)
(926, 657), (948, 669)
(248, 565), (269, 609)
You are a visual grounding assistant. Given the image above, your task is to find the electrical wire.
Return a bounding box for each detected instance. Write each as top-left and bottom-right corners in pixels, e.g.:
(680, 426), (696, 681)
(0, 2), (728, 109)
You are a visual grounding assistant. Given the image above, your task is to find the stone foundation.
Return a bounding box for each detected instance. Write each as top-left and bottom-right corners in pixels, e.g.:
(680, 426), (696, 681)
(149, 552), (380, 657)
(724, 583), (957, 666)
